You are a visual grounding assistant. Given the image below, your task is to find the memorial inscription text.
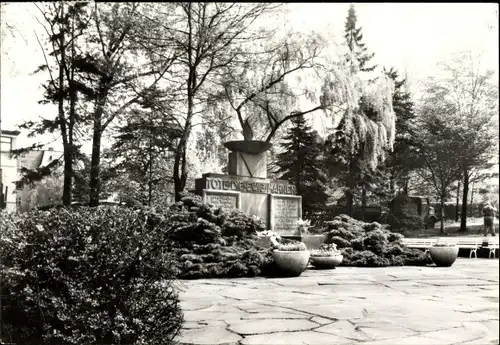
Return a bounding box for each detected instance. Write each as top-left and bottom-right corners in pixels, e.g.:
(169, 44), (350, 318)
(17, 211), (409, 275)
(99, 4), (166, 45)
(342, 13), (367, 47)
(205, 178), (296, 195)
(205, 192), (239, 212)
(272, 196), (300, 233)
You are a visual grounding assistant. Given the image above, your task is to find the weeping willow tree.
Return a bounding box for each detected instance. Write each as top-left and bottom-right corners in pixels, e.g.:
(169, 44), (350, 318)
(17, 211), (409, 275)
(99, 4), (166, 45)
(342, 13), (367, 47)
(215, 29), (395, 153)
(209, 12), (395, 219)
(322, 4), (394, 217)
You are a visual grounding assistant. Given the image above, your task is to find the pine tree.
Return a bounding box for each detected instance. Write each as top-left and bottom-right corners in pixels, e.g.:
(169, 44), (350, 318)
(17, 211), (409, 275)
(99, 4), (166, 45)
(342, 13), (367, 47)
(105, 109), (181, 207)
(344, 4), (377, 73)
(384, 67), (420, 196)
(275, 115), (329, 214)
(324, 4), (387, 218)
(13, 3), (90, 204)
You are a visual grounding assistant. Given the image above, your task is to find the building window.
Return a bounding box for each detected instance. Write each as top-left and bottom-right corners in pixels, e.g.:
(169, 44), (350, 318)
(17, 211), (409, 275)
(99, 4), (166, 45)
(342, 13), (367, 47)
(1, 136), (12, 152)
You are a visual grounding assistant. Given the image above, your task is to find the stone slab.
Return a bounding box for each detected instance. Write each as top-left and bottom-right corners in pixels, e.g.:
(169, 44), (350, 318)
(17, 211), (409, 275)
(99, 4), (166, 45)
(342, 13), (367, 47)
(315, 320), (371, 341)
(269, 194), (302, 235)
(241, 331), (352, 345)
(240, 192), (269, 227)
(176, 326), (242, 345)
(358, 323), (417, 340)
(229, 319), (317, 335)
(202, 189), (241, 213)
(228, 151), (267, 178)
(176, 259), (499, 345)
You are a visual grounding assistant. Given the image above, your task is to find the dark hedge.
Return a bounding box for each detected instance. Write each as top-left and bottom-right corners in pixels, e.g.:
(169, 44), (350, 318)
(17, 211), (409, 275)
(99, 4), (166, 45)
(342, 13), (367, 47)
(322, 214), (432, 267)
(164, 196), (275, 279)
(0, 207), (182, 345)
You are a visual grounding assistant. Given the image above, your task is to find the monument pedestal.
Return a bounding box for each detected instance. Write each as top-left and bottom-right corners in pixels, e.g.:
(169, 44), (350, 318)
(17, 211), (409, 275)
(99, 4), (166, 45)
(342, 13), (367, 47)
(194, 140), (302, 235)
(228, 151), (267, 178)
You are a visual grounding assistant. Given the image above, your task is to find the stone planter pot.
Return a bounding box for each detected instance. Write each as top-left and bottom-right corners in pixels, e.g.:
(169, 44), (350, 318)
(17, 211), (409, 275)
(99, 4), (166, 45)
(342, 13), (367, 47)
(272, 250), (310, 277)
(429, 245), (459, 267)
(310, 254), (343, 269)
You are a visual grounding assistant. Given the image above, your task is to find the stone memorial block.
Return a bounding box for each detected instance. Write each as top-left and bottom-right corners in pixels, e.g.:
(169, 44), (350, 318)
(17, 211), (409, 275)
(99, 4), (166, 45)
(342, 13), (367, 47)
(270, 194), (302, 236)
(228, 151), (267, 178)
(202, 190), (241, 213)
(240, 192), (269, 227)
(195, 140), (304, 236)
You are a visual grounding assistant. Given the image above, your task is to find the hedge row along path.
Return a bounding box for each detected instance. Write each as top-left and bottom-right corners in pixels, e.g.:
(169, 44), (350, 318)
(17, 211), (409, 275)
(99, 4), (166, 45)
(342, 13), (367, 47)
(175, 258), (499, 345)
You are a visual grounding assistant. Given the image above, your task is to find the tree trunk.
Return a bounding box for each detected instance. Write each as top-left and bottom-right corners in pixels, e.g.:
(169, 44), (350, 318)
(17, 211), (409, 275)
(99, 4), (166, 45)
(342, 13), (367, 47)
(89, 125), (102, 207)
(470, 182), (474, 213)
(439, 197), (445, 234)
(455, 181), (460, 222)
(174, 121), (191, 201)
(63, 66), (77, 206)
(62, 5), (78, 207)
(389, 173), (395, 198)
(460, 172), (469, 232)
(345, 190), (353, 217)
(345, 156), (355, 217)
(403, 180), (409, 195)
(89, 80), (109, 207)
(174, 6), (194, 202)
(58, 3), (70, 206)
(62, 155), (73, 206)
(361, 186), (367, 221)
(148, 141), (153, 207)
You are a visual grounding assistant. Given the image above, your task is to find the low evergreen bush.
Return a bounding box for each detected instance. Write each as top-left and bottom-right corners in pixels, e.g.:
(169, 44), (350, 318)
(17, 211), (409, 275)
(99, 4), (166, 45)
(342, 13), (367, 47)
(165, 197), (273, 279)
(322, 214), (432, 267)
(0, 207), (183, 345)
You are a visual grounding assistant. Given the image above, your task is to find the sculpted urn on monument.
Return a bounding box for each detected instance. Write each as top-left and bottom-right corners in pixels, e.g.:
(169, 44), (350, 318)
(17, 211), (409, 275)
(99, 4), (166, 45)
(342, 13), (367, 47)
(195, 121), (302, 236)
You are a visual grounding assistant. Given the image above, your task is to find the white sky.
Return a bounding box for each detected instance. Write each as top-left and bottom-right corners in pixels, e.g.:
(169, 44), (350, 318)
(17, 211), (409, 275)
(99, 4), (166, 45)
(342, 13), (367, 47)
(1, 2), (499, 152)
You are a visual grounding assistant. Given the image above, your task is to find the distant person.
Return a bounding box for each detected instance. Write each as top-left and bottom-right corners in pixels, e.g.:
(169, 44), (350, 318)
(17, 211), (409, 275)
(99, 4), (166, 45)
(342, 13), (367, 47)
(483, 202), (496, 236)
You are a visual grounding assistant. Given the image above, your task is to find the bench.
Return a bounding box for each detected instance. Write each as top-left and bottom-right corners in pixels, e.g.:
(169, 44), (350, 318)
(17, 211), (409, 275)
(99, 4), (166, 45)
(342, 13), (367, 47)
(456, 238), (481, 259)
(480, 237), (499, 259)
(488, 242), (499, 259)
(402, 238), (437, 254)
(403, 237), (479, 258)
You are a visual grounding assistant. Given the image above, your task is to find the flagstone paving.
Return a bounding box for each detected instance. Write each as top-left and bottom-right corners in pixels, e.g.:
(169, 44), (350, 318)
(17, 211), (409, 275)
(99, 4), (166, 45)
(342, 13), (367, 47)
(175, 258), (499, 345)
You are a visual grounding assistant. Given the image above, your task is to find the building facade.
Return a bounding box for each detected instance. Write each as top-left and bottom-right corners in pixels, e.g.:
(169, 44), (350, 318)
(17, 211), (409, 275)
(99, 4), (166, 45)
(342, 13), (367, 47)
(1, 130), (61, 212)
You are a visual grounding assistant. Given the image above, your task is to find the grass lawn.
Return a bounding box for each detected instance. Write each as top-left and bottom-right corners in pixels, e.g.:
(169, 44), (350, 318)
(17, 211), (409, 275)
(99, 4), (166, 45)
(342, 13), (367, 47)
(399, 217), (499, 238)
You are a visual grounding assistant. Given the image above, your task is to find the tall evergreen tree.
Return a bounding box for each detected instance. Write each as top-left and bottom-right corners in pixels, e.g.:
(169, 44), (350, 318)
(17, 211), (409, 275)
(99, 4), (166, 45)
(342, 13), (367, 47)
(325, 4), (387, 218)
(384, 67), (420, 196)
(14, 2), (91, 205)
(344, 4), (377, 73)
(105, 109), (181, 207)
(275, 115), (329, 215)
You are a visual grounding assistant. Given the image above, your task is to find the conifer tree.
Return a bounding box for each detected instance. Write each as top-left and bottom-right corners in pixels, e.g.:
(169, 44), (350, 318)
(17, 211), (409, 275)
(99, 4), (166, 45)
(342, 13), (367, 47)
(275, 115), (329, 215)
(325, 4), (387, 218)
(13, 2), (90, 205)
(344, 4), (377, 73)
(384, 67), (420, 196)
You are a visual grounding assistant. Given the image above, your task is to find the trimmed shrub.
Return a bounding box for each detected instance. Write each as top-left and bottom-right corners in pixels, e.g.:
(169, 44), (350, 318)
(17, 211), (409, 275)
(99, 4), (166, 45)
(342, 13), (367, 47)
(322, 214), (431, 267)
(0, 207), (182, 345)
(165, 197), (273, 279)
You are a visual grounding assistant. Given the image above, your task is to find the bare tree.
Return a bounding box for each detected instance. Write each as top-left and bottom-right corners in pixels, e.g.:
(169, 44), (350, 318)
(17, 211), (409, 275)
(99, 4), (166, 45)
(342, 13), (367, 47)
(424, 51), (499, 231)
(138, 3), (281, 200)
(76, 3), (177, 206)
(416, 95), (464, 233)
(15, 2), (90, 205)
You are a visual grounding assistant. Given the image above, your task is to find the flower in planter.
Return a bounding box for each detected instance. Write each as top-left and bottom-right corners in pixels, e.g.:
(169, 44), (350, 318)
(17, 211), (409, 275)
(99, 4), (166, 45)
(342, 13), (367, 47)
(256, 230), (280, 238)
(296, 218), (311, 235)
(275, 242), (307, 251)
(311, 243), (341, 257)
(272, 239), (310, 276)
(310, 243), (343, 269)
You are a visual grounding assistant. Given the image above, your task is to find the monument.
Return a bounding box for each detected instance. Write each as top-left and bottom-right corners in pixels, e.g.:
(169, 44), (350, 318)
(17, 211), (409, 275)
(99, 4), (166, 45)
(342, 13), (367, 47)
(195, 140), (302, 236)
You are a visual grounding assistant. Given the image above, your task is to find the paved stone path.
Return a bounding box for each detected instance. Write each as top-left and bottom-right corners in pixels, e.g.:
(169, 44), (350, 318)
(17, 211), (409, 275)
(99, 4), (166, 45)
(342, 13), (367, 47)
(175, 258), (499, 345)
